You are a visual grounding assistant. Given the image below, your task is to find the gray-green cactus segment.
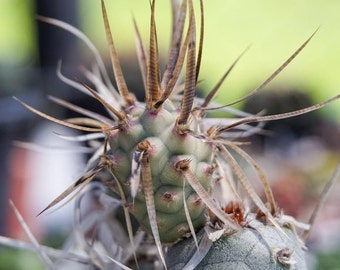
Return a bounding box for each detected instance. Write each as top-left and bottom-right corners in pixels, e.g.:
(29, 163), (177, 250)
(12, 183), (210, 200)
(166, 219), (307, 270)
(108, 107), (213, 243)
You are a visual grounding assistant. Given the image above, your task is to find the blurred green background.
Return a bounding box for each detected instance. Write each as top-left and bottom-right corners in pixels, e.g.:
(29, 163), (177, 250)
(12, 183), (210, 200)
(2, 0), (340, 117)
(81, 0), (340, 120)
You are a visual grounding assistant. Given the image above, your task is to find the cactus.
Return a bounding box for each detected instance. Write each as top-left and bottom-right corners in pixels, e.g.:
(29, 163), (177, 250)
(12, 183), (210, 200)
(7, 0), (340, 269)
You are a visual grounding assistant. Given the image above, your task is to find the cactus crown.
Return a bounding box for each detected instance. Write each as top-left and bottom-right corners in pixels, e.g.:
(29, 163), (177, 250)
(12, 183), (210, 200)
(14, 0), (340, 269)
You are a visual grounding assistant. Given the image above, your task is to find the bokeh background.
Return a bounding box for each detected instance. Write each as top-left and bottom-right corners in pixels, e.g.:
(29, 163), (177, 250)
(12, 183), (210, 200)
(1, 0), (340, 269)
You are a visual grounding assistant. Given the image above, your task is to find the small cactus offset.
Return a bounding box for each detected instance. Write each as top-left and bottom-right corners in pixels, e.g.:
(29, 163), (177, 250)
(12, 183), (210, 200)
(9, 0), (340, 269)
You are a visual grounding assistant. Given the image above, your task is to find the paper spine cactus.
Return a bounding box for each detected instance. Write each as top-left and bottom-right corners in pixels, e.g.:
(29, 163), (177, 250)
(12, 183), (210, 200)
(12, 0), (340, 269)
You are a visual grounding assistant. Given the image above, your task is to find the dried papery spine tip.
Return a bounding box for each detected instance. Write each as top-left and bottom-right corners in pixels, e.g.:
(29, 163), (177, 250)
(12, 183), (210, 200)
(9, 200), (55, 268)
(37, 15), (116, 93)
(182, 179), (200, 250)
(217, 93), (340, 134)
(101, 0), (135, 107)
(81, 83), (127, 122)
(195, 0), (204, 83)
(13, 97), (103, 132)
(216, 143), (283, 232)
(176, 0), (196, 126)
(225, 141), (277, 215)
(48, 95), (115, 127)
(226, 29), (319, 107)
(146, 0), (161, 108)
(197, 47), (249, 117)
(139, 141), (167, 269)
(37, 164), (105, 216)
(302, 163), (340, 241)
(154, 14), (191, 109)
(133, 17), (148, 92)
(161, 0), (187, 90)
(176, 158), (241, 231)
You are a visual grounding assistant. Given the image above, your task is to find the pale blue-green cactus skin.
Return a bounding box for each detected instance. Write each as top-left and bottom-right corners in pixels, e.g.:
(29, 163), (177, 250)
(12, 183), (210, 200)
(166, 219), (307, 270)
